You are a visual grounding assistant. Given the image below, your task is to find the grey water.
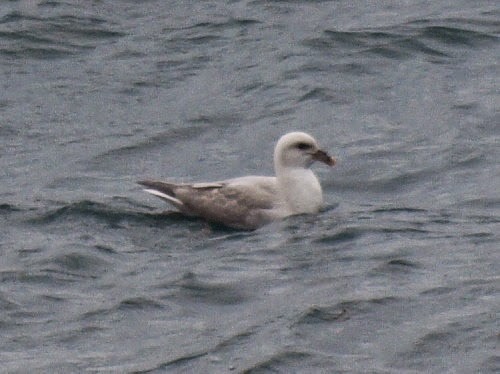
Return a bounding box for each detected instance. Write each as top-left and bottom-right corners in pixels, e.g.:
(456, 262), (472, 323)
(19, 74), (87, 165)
(1, 0), (499, 372)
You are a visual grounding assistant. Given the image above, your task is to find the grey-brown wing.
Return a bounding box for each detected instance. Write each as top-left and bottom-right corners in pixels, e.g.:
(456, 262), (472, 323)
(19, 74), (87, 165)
(175, 182), (278, 229)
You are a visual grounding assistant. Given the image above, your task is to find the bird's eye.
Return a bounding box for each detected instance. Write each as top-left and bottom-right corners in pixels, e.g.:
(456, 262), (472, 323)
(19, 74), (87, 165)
(296, 142), (312, 150)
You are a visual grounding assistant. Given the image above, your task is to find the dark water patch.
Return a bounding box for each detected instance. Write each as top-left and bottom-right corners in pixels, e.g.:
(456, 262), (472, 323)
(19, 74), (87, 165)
(213, 327), (257, 351)
(480, 355), (500, 373)
(0, 46), (80, 59)
(182, 34), (222, 45)
(40, 252), (110, 279)
(186, 112), (244, 127)
(81, 306), (116, 321)
(406, 330), (457, 356)
(88, 124), (210, 164)
(386, 258), (419, 268)
(464, 231), (495, 244)
(458, 198), (500, 210)
(360, 167), (443, 193)
(327, 166), (444, 193)
(313, 226), (361, 245)
(307, 23), (496, 64)
(94, 244), (118, 255)
(322, 30), (395, 48)
(460, 279), (499, 300)
(294, 296), (400, 327)
(242, 351), (312, 374)
(372, 258), (421, 275)
(27, 200), (185, 229)
(0, 269), (76, 285)
(297, 87), (351, 104)
(398, 37), (449, 57)
(118, 297), (165, 311)
(420, 286), (455, 296)
(295, 305), (349, 325)
(164, 18), (261, 33)
(47, 14), (125, 39)
(0, 30), (61, 45)
(160, 32), (225, 56)
(82, 298), (164, 322)
(314, 223), (428, 247)
(41, 294), (66, 303)
(306, 28), (448, 61)
(0, 203), (22, 213)
(0, 292), (19, 311)
(154, 55), (211, 86)
(0, 11), (40, 25)
(173, 272), (249, 305)
(392, 308), (499, 371)
(335, 296), (401, 315)
(0, 12), (125, 60)
(18, 247), (43, 258)
(303, 29), (394, 53)
(54, 324), (107, 345)
(420, 26), (498, 46)
(110, 48), (147, 60)
(364, 44), (411, 59)
(407, 16), (500, 31)
(371, 206), (428, 214)
(448, 149), (486, 169)
(133, 351), (209, 374)
(393, 325), (486, 371)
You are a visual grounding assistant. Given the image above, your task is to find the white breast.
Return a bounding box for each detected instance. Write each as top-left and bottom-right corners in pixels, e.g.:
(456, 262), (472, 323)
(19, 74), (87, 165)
(278, 168), (323, 214)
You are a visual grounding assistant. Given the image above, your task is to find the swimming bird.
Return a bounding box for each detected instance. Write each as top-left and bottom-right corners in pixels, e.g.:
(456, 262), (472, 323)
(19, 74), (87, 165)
(138, 131), (336, 230)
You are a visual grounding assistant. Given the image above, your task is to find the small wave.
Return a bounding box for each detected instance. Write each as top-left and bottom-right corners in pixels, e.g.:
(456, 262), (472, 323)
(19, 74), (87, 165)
(0, 292), (19, 311)
(242, 351), (312, 374)
(28, 200), (186, 229)
(295, 305), (349, 325)
(164, 17), (261, 32)
(313, 224), (428, 247)
(457, 198), (500, 210)
(304, 20), (497, 64)
(313, 226), (362, 245)
(298, 87), (352, 104)
(47, 252), (110, 273)
(371, 206), (428, 214)
(372, 258), (421, 275)
(117, 297), (165, 311)
(173, 272), (249, 305)
(134, 351), (209, 373)
(0, 11), (125, 60)
(0, 203), (22, 213)
(82, 297), (165, 323)
(88, 124), (212, 168)
(0, 269), (69, 285)
(419, 25), (498, 46)
(294, 296), (400, 327)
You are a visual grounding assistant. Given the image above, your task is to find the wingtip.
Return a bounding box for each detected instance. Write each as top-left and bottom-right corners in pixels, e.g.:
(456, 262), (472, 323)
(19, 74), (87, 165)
(142, 188), (184, 206)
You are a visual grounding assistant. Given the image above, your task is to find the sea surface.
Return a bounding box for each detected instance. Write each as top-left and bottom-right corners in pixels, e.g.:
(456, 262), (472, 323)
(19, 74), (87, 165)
(1, 0), (499, 373)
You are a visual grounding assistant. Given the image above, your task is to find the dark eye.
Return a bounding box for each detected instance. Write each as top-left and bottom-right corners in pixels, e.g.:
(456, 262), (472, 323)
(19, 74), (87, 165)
(296, 142), (312, 150)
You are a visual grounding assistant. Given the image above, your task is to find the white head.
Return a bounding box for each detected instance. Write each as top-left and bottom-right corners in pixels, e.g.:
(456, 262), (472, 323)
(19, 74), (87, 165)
(273, 131), (336, 172)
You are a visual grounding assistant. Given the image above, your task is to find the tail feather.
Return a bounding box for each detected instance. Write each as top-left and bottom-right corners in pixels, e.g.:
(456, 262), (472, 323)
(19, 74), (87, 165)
(137, 180), (184, 207)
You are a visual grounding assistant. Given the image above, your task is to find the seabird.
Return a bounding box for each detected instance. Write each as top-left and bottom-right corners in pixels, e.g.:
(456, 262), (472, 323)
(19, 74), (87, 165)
(138, 131), (336, 229)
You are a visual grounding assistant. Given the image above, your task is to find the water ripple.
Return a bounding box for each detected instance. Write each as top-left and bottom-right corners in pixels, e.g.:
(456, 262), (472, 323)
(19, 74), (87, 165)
(0, 11), (125, 60)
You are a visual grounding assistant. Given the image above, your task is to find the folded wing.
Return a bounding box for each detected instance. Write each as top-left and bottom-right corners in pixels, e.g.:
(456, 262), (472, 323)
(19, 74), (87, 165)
(138, 178), (280, 229)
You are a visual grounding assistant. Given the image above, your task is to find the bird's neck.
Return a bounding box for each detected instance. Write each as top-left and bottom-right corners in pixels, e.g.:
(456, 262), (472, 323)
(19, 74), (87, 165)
(276, 167), (323, 214)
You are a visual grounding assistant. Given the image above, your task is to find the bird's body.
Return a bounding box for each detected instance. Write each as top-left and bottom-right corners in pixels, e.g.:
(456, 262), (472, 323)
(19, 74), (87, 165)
(138, 132), (336, 229)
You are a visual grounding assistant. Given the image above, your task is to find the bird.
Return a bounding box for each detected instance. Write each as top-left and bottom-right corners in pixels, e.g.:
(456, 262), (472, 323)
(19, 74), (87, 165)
(138, 131), (336, 230)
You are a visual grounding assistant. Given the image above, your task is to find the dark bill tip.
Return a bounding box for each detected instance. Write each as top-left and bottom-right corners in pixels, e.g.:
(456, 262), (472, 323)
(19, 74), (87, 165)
(312, 149), (336, 166)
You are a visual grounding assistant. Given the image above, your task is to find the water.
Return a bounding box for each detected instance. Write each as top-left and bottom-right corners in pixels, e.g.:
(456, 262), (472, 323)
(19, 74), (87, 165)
(1, 0), (499, 372)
